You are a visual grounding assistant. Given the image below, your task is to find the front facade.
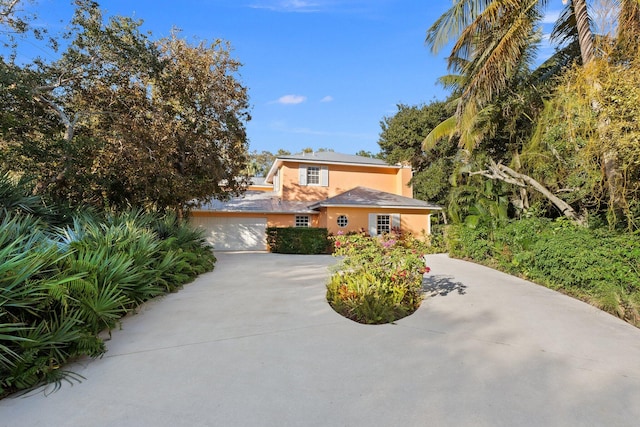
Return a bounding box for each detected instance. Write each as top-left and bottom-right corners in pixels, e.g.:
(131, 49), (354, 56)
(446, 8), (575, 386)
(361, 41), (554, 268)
(190, 152), (441, 250)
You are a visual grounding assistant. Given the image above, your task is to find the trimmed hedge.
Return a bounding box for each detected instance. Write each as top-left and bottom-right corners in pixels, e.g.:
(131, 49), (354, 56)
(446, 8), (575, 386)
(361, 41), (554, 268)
(266, 227), (330, 254)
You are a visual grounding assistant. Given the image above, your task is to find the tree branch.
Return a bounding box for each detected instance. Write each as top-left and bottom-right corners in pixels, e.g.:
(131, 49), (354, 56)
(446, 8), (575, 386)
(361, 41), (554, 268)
(0, 0), (21, 20)
(32, 94), (77, 141)
(470, 159), (586, 225)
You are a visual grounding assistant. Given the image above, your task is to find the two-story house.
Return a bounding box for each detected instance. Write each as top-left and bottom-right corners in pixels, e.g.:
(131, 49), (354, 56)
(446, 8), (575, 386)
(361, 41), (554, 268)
(190, 151), (441, 250)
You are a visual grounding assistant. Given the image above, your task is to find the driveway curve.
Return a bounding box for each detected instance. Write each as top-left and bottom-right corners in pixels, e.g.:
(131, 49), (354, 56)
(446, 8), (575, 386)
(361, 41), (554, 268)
(1, 252), (640, 426)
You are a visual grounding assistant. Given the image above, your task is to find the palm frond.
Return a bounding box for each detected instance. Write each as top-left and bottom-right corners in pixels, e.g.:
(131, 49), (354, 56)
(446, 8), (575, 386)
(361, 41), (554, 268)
(423, 115), (458, 152)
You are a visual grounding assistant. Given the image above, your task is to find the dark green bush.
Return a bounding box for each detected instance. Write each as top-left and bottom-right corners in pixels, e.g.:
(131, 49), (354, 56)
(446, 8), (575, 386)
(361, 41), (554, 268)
(267, 227), (330, 254)
(444, 218), (640, 326)
(446, 223), (492, 260)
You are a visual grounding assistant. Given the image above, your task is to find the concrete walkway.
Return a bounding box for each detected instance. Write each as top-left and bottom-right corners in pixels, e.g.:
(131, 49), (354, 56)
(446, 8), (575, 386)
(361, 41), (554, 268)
(2, 253), (640, 426)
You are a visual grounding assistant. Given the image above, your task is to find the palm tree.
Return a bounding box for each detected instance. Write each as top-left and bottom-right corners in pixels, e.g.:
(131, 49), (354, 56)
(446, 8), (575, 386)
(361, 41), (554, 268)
(424, 0), (640, 223)
(425, 0), (639, 145)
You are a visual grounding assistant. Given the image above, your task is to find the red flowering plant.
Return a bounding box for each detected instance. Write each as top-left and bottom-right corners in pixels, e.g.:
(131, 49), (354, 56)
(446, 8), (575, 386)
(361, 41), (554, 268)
(327, 230), (431, 324)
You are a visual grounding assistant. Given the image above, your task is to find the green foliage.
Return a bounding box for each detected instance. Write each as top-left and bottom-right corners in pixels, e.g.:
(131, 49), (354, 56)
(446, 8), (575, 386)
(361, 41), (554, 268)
(0, 208), (215, 397)
(377, 102), (456, 207)
(445, 218), (640, 327)
(266, 227), (330, 254)
(326, 232), (430, 324)
(0, 171), (60, 224)
(1, 2), (251, 213)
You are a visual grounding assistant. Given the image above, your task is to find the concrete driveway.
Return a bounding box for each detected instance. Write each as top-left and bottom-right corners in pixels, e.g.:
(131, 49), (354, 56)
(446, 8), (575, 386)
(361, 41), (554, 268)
(2, 252), (640, 426)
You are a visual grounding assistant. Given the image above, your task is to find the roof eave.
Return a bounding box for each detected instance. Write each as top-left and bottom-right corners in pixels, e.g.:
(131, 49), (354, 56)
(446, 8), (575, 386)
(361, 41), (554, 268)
(308, 203), (441, 210)
(192, 208), (319, 215)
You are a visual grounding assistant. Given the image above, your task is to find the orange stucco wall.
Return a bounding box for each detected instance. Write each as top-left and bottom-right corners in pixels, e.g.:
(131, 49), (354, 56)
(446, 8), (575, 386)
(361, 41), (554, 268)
(321, 207), (432, 238)
(190, 210), (319, 228)
(276, 161), (413, 201)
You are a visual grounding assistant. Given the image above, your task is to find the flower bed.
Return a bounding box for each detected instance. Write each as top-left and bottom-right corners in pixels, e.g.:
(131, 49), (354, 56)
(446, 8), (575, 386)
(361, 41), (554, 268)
(326, 231), (430, 324)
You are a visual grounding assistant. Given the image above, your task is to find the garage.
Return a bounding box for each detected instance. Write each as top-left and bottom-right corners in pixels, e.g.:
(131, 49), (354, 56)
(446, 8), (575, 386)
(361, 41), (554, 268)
(189, 216), (267, 251)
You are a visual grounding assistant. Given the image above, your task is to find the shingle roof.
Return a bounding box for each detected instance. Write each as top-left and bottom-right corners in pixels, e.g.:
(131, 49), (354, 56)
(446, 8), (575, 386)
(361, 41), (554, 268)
(278, 151), (390, 166)
(308, 187), (441, 210)
(194, 191), (317, 214)
(249, 177), (268, 186)
(264, 152), (399, 183)
(194, 187), (441, 214)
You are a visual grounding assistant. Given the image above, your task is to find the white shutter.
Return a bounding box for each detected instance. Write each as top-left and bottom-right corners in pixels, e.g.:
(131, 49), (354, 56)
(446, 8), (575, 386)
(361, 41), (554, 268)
(391, 214), (401, 231)
(320, 166), (329, 187)
(368, 213), (377, 236)
(299, 165), (307, 185)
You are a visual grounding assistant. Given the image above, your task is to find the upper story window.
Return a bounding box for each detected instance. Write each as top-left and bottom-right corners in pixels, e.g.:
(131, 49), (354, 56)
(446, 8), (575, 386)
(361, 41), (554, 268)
(307, 166), (320, 185)
(299, 165), (328, 187)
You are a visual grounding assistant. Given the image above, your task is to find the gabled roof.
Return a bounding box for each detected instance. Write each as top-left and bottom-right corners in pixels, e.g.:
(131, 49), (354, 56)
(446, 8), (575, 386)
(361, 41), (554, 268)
(194, 191), (317, 214)
(279, 151), (389, 166)
(193, 187), (441, 214)
(249, 176), (268, 186)
(308, 187), (442, 210)
(264, 152), (403, 183)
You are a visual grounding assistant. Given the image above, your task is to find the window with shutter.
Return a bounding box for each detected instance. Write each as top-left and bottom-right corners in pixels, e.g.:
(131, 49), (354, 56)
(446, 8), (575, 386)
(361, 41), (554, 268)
(307, 166), (320, 185)
(376, 215), (391, 235)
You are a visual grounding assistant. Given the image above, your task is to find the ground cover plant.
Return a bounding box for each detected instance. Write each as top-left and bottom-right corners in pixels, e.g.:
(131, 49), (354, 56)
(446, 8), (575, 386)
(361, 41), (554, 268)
(446, 218), (640, 327)
(0, 209), (215, 397)
(327, 231), (431, 324)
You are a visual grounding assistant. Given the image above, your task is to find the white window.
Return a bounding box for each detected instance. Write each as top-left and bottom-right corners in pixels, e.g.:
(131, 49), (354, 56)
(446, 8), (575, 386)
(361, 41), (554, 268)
(295, 215), (310, 227)
(376, 215), (390, 235)
(337, 215), (348, 228)
(299, 165), (329, 186)
(368, 213), (400, 236)
(307, 166), (320, 185)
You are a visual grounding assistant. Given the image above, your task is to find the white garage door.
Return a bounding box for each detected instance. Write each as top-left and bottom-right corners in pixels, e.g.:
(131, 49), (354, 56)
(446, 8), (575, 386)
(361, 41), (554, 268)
(190, 216), (267, 251)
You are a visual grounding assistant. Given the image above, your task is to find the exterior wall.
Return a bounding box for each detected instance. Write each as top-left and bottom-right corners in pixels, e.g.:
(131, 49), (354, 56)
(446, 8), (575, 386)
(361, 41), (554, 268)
(396, 167), (413, 198)
(321, 207), (432, 237)
(190, 210), (319, 228)
(277, 161), (413, 201)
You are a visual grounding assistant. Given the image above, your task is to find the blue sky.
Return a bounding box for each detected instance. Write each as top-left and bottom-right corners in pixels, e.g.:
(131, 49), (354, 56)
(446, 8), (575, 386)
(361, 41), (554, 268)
(13, 0), (563, 155)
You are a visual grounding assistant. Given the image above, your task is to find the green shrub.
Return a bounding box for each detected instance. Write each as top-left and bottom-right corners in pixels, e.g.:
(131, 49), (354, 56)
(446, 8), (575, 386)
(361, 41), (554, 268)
(0, 208), (216, 397)
(445, 217), (640, 327)
(326, 271), (421, 324)
(445, 224), (492, 261)
(327, 232), (429, 324)
(267, 227), (330, 254)
(429, 224), (447, 253)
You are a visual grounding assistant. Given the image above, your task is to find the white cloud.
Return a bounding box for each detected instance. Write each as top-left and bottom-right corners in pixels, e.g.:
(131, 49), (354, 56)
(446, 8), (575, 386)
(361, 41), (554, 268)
(274, 94), (307, 105)
(320, 95), (334, 103)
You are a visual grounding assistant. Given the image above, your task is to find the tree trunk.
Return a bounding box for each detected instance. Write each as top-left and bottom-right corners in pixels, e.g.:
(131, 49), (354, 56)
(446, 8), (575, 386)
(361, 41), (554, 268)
(571, 0), (626, 220)
(572, 0), (595, 65)
(470, 160), (586, 225)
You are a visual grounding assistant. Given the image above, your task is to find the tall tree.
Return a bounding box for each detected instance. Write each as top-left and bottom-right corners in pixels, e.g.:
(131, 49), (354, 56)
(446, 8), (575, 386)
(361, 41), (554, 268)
(378, 102), (456, 206)
(424, 0), (640, 225)
(2, 1), (251, 213)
